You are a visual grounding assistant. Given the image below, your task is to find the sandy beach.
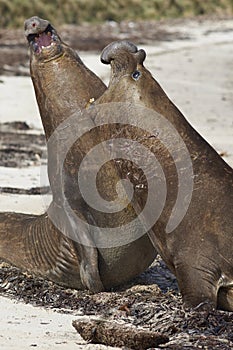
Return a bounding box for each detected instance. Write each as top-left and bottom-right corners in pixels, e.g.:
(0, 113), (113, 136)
(0, 17), (233, 349)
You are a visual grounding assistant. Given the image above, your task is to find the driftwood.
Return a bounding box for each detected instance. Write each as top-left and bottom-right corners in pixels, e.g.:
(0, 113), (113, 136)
(72, 319), (169, 349)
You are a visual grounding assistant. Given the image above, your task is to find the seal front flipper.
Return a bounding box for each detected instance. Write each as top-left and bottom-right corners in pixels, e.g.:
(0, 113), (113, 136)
(218, 287), (233, 311)
(174, 257), (219, 310)
(176, 262), (233, 312)
(0, 212), (85, 289)
(47, 201), (104, 292)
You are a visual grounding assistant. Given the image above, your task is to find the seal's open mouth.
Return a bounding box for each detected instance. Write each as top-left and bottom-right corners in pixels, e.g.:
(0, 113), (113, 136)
(27, 24), (59, 54)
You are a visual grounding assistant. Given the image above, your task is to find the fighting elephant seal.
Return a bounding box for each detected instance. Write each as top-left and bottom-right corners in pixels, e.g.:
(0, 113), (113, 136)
(0, 16), (107, 292)
(25, 16), (156, 289)
(0, 20), (156, 292)
(94, 41), (233, 311)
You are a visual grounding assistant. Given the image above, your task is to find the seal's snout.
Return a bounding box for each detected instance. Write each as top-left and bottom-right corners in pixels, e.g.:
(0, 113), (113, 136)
(24, 16), (50, 37)
(101, 40), (138, 64)
(24, 16), (61, 56)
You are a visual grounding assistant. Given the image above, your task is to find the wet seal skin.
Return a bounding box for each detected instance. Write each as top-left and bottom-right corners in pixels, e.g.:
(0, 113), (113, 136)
(94, 40), (233, 311)
(0, 20), (156, 292)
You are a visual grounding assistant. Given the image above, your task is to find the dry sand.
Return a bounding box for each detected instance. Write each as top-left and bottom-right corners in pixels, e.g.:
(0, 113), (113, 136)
(0, 18), (233, 349)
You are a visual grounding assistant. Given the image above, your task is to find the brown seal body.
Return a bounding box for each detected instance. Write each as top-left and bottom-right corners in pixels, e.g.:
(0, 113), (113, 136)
(94, 41), (233, 310)
(0, 16), (107, 292)
(0, 20), (156, 291)
(26, 16), (156, 290)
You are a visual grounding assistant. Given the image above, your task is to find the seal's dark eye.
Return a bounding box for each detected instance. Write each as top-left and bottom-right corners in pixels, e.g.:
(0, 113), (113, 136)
(132, 70), (141, 80)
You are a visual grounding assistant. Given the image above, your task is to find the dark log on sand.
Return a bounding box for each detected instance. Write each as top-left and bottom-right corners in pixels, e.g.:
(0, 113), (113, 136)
(72, 319), (169, 349)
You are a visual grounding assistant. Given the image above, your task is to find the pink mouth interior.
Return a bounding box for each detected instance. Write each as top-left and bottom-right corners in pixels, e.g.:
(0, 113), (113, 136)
(37, 32), (52, 48)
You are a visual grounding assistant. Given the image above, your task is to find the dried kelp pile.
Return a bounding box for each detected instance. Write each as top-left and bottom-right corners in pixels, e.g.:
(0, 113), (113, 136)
(0, 122), (46, 168)
(1, 258), (232, 349)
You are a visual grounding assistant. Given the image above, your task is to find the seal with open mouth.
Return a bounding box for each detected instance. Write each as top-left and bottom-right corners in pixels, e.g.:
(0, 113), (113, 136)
(0, 16), (107, 292)
(94, 40), (233, 311)
(24, 16), (107, 138)
(0, 20), (156, 292)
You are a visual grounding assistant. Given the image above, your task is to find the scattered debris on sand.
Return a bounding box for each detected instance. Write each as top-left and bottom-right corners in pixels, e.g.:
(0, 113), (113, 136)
(1, 258), (232, 349)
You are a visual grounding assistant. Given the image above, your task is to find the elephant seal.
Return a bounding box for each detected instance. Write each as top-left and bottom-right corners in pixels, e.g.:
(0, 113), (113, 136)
(0, 16), (107, 292)
(0, 20), (156, 292)
(25, 16), (156, 289)
(94, 41), (233, 311)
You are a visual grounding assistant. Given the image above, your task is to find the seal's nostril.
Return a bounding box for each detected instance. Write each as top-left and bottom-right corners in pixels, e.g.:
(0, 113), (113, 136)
(32, 22), (36, 27)
(132, 70), (141, 80)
